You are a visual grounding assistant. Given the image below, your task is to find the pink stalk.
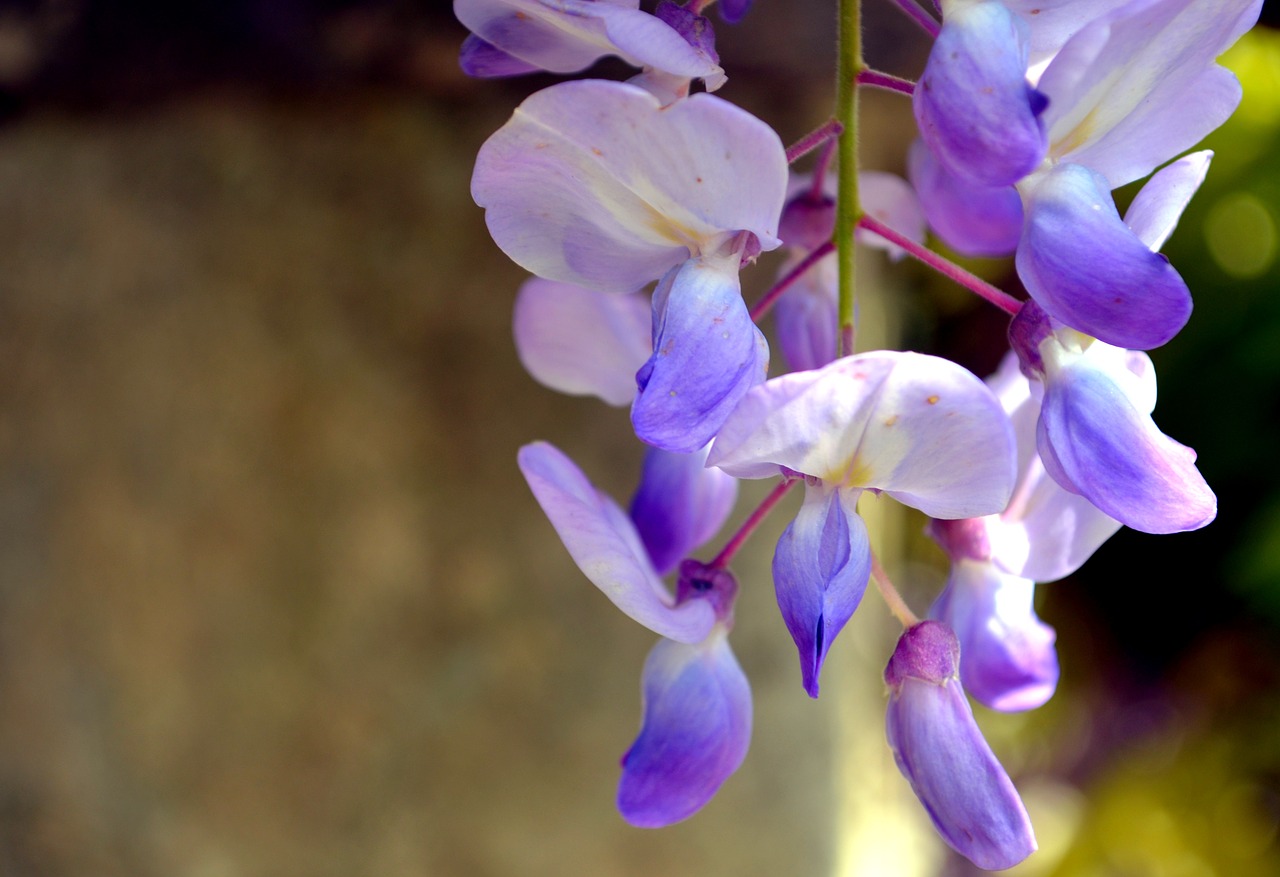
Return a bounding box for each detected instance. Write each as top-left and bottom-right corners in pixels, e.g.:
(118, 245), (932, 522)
(810, 135), (839, 198)
(785, 119), (845, 165)
(871, 553), (920, 628)
(749, 240), (836, 322)
(710, 477), (798, 569)
(888, 0), (941, 37)
(856, 214), (1023, 316)
(856, 69), (917, 96)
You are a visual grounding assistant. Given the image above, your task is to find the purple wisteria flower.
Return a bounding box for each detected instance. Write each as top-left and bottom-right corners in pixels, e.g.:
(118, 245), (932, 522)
(513, 278), (651, 406)
(1017, 0), (1258, 348)
(517, 442), (749, 825)
(473, 79), (788, 451)
(455, 0), (726, 100)
(885, 620), (1037, 870)
(927, 353), (1121, 711)
(914, 0), (1259, 348)
(619, 562), (750, 827)
(511, 276), (738, 571)
(631, 444), (738, 576)
(708, 352), (1017, 696)
(1010, 303), (1216, 534)
(1017, 146), (1214, 349)
(914, 0), (1048, 188)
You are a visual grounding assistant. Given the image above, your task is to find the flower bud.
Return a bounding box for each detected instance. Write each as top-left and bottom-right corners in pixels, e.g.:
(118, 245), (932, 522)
(885, 621), (1037, 870)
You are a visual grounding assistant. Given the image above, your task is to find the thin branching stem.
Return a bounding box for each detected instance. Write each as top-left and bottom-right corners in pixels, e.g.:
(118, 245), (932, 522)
(857, 214), (1024, 316)
(710, 478), (798, 569)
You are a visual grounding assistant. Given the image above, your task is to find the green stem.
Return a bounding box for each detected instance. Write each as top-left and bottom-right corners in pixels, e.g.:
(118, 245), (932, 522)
(835, 0), (863, 357)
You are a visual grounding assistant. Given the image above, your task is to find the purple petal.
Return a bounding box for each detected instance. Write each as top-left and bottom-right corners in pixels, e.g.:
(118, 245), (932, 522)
(472, 80), (787, 291)
(980, 350), (1123, 581)
(454, 0), (725, 85)
(631, 257), (769, 453)
(885, 621), (1037, 871)
(458, 34), (542, 77)
(1002, 0), (1128, 67)
(772, 485), (871, 698)
(908, 139), (1023, 258)
(717, 0), (754, 24)
(618, 630), (752, 827)
(651, 1), (724, 91)
(629, 444), (739, 576)
(773, 249), (838, 373)
(455, 0), (626, 74)
(914, 2), (1047, 187)
(1038, 0), (1259, 187)
(517, 442), (716, 642)
(1037, 343), (1216, 534)
(591, 1), (726, 88)
(995, 461), (1122, 581)
(1017, 163), (1191, 350)
(779, 186), (836, 252)
(1123, 150), (1213, 252)
(930, 563), (1058, 712)
(709, 352), (1016, 520)
(513, 278), (651, 406)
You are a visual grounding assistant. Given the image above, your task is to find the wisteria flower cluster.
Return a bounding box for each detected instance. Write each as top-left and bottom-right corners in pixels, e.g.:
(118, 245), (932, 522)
(455, 0), (1259, 868)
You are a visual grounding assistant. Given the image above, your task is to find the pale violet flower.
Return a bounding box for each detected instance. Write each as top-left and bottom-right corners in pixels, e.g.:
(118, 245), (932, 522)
(1013, 0), (1258, 348)
(455, 0), (726, 98)
(914, 0), (1048, 188)
(473, 79), (787, 451)
(1009, 304), (1216, 534)
(518, 442), (749, 826)
(708, 352), (1016, 696)
(927, 353), (1121, 711)
(885, 621), (1037, 870)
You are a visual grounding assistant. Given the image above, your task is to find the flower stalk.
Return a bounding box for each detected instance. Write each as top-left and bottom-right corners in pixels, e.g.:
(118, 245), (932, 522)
(835, 0), (863, 356)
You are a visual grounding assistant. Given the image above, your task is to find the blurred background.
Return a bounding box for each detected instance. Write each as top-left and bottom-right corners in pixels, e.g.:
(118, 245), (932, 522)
(0, 1), (1276, 875)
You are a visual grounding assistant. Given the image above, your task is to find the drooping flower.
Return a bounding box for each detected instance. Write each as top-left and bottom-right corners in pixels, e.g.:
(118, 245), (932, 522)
(1016, 149), (1214, 352)
(1011, 0), (1258, 347)
(708, 352), (1016, 696)
(926, 352), (1121, 711)
(473, 79), (788, 451)
(619, 561), (750, 828)
(518, 443), (750, 826)
(913, 0), (1258, 348)
(929, 561), (1059, 712)
(1009, 303), (1216, 534)
(633, 253), (770, 452)
(885, 621), (1037, 870)
(914, 0), (1048, 188)
(455, 0), (726, 99)
(1015, 162), (1192, 350)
